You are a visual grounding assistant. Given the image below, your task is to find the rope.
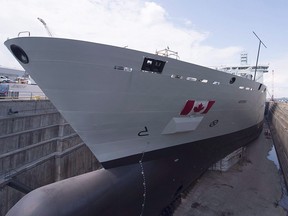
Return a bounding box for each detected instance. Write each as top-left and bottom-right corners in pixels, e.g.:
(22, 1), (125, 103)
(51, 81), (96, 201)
(139, 151), (146, 216)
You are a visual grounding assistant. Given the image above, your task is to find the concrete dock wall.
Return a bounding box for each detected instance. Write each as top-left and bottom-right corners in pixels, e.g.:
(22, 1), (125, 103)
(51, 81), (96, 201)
(1, 100), (286, 216)
(267, 102), (288, 186)
(0, 100), (101, 216)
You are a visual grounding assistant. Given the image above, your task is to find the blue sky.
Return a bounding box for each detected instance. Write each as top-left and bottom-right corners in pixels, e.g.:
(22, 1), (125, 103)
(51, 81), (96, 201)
(155, 0), (288, 59)
(154, 0), (288, 98)
(0, 0), (287, 97)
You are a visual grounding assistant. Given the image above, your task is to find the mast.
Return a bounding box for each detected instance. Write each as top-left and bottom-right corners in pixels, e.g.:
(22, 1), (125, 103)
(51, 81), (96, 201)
(253, 31), (267, 81)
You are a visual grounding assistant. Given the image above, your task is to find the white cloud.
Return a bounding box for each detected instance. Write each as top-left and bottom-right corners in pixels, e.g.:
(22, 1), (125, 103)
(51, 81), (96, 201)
(0, 0), (242, 69)
(2, 0), (287, 97)
(140, 2), (167, 25)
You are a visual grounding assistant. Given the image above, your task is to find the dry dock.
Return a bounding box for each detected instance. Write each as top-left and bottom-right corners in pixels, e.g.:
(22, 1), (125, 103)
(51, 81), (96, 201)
(0, 100), (101, 216)
(174, 121), (287, 216)
(1, 100), (288, 216)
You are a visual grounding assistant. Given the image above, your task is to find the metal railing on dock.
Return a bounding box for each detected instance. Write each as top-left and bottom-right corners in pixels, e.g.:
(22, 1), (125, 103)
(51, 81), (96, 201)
(0, 83), (47, 101)
(0, 92), (47, 100)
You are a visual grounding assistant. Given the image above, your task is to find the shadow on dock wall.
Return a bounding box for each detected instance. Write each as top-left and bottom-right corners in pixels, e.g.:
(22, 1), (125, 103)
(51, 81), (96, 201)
(0, 100), (101, 216)
(267, 102), (288, 187)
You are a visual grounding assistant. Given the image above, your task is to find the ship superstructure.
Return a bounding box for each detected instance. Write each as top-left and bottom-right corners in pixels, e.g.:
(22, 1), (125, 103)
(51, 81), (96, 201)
(217, 53), (268, 83)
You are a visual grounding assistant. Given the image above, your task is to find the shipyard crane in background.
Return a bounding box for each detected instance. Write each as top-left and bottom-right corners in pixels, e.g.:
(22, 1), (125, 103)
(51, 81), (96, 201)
(37, 17), (53, 37)
(271, 70), (275, 101)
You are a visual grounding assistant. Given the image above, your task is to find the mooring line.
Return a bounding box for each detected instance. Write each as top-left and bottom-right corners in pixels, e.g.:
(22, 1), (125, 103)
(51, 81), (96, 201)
(139, 151), (146, 216)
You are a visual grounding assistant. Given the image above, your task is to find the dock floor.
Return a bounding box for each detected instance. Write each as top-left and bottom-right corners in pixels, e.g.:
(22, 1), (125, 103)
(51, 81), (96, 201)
(174, 122), (287, 216)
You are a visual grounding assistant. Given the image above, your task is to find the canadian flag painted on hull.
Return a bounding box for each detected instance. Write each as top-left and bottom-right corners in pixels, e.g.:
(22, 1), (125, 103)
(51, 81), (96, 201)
(180, 100), (215, 116)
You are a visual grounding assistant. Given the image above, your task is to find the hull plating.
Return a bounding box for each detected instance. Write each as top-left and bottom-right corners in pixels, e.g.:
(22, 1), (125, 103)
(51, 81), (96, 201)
(4, 37), (266, 167)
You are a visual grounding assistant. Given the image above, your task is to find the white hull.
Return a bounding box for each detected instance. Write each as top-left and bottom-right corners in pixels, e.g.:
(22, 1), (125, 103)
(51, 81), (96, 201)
(5, 37), (266, 167)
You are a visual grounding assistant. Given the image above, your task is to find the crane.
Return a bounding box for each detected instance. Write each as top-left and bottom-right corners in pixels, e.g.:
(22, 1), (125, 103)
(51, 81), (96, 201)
(271, 70), (274, 101)
(37, 17), (53, 37)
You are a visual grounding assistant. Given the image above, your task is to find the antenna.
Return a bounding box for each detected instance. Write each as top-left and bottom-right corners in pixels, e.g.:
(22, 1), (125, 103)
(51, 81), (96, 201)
(271, 70), (274, 101)
(37, 17), (53, 37)
(253, 31), (267, 81)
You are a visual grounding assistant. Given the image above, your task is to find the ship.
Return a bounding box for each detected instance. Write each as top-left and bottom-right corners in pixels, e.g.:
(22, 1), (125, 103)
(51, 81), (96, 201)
(4, 37), (268, 216)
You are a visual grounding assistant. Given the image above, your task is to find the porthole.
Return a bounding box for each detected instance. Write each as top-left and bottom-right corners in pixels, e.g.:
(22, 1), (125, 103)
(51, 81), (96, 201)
(186, 77), (197, 81)
(171, 74), (183, 79)
(229, 77), (236, 84)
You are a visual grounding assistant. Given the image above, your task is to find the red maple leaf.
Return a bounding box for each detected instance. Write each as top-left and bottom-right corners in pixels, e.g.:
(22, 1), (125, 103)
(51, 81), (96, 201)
(193, 103), (205, 112)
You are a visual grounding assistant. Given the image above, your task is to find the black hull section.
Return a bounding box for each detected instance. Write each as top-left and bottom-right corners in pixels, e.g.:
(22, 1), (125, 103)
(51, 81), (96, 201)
(7, 122), (263, 216)
(102, 121), (263, 169)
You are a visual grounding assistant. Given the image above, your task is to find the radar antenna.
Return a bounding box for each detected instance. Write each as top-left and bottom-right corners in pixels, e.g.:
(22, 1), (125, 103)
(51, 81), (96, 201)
(37, 17), (53, 37)
(253, 31), (267, 81)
